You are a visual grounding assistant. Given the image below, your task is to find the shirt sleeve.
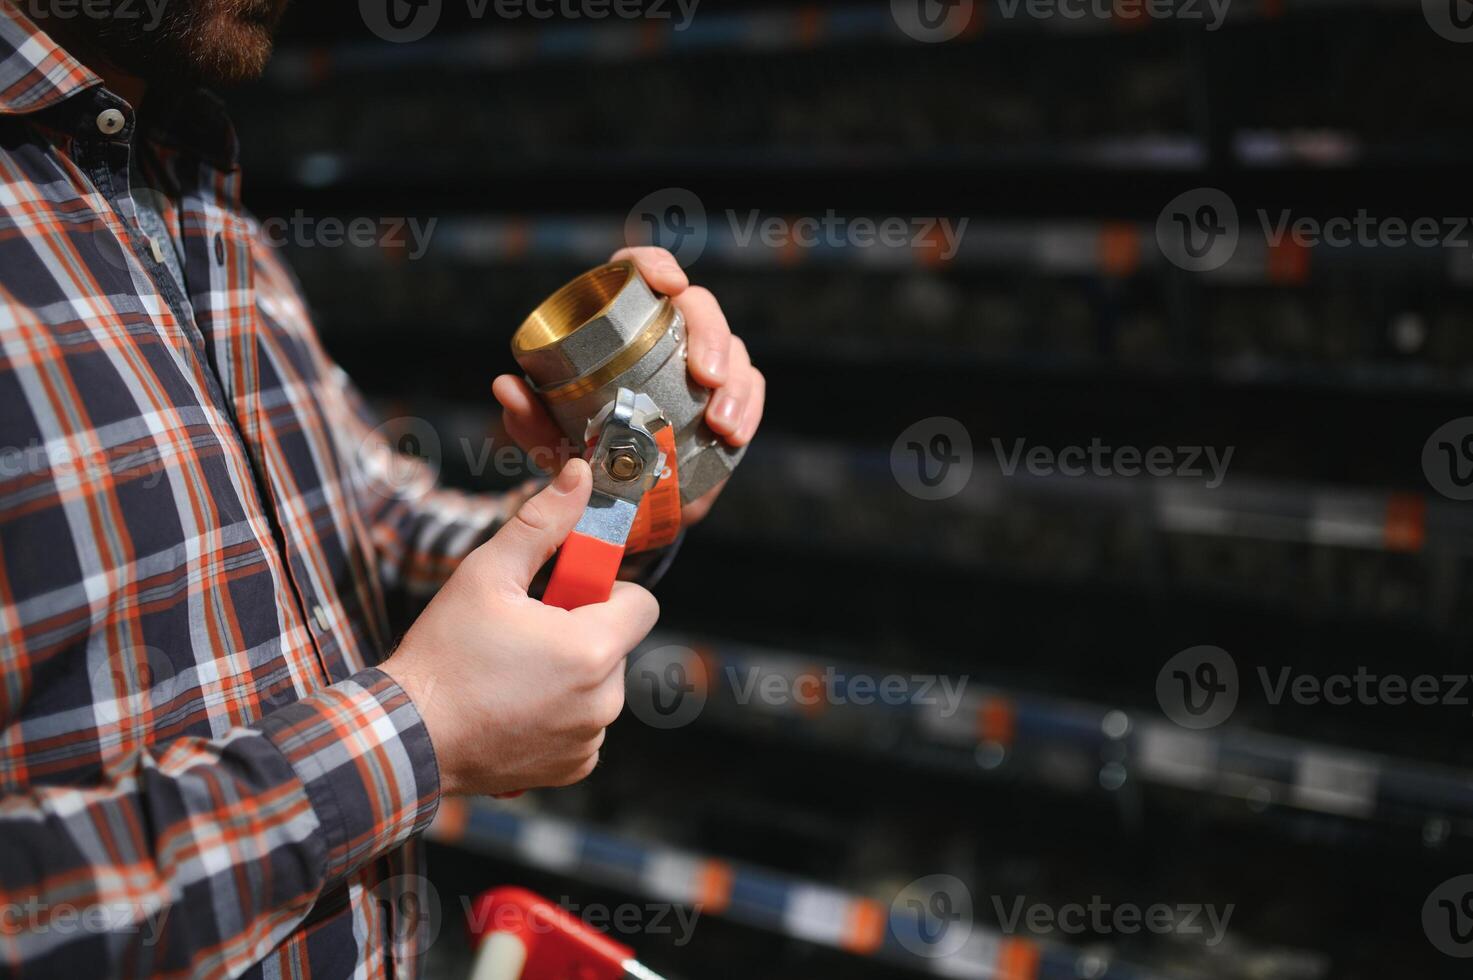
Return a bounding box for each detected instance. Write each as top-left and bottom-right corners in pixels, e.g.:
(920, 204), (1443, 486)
(321, 359), (535, 625)
(0, 667), (438, 980)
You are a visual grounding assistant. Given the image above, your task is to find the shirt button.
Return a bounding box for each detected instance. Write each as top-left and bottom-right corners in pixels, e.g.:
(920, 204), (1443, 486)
(148, 237), (166, 264)
(95, 108), (127, 136)
(311, 604), (331, 632)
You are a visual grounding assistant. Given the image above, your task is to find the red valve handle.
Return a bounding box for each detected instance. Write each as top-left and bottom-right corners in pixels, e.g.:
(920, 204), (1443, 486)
(543, 531), (627, 610)
(468, 887), (636, 980)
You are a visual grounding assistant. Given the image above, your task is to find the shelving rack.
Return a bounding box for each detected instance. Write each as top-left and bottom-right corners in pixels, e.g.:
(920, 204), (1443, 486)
(430, 797), (1314, 980)
(628, 632), (1473, 838)
(234, 1), (1473, 976)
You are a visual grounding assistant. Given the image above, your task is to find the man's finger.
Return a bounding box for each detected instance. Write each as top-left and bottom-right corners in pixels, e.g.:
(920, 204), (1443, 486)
(734, 368), (765, 446)
(570, 581), (660, 674)
(492, 374), (540, 419)
(493, 374), (566, 465)
(610, 246), (689, 296)
(706, 336), (752, 439)
(479, 459), (592, 592)
(674, 286), (733, 388)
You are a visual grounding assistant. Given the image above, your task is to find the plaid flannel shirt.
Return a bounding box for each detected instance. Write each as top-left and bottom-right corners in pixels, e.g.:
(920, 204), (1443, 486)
(0, 6), (528, 977)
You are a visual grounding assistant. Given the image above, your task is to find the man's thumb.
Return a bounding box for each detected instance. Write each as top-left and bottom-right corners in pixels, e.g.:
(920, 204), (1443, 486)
(480, 459), (592, 592)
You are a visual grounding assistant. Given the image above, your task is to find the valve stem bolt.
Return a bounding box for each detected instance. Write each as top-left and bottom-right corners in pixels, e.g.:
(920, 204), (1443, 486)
(606, 447), (643, 482)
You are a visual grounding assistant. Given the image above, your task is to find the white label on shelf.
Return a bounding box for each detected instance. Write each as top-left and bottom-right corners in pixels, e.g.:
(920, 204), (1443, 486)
(1308, 495), (1384, 549)
(516, 817), (580, 873)
(736, 656), (809, 717)
(1135, 723), (1219, 789)
(643, 848), (701, 906)
(783, 884), (851, 948)
(930, 930), (997, 979)
(1155, 486), (1235, 537)
(1292, 751), (1379, 817)
(1036, 226), (1100, 274)
(917, 691), (978, 744)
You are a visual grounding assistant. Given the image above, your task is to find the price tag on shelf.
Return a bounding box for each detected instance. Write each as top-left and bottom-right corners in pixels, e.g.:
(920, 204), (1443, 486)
(1135, 722), (1219, 789)
(1292, 750), (1379, 818)
(517, 816), (581, 873)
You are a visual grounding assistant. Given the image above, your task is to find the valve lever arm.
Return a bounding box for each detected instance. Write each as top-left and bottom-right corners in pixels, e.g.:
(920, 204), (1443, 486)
(543, 388), (667, 611)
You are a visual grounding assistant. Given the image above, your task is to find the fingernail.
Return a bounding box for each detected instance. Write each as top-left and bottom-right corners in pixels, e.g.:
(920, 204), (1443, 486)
(702, 347), (728, 380)
(553, 461), (582, 493)
(711, 393), (741, 429)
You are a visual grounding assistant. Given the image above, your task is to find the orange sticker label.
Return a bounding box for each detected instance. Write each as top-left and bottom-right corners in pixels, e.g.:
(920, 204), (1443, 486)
(625, 425), (681, 554)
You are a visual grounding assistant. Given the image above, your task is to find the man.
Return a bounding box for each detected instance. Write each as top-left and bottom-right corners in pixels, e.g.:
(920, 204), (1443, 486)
(0, 0), (765, 976)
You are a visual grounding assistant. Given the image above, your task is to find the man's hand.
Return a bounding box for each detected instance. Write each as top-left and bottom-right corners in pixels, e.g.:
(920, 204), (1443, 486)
(493, 246), (765, 524)
(381, 459), (659, 797)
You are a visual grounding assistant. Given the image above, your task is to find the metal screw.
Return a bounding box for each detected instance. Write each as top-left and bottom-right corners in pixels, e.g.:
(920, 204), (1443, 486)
(606, 445), (643, 482)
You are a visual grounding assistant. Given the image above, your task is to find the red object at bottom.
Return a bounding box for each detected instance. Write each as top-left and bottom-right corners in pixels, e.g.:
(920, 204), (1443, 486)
(469, 887), (634, 980)
(543, 532), (626, 610)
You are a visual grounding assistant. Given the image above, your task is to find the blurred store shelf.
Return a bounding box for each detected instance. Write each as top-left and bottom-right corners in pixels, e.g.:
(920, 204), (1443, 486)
(283, 216), (1473, 412)
(282, 213), (1473, 281)
(698, 437), (1473, 636)
(628, 633), (1473, 840)
(429, 797), (1324, 980)
(238, 3), (1473, 200)
(263, 0), (1430, 83)
(729, 437), (1460, 552)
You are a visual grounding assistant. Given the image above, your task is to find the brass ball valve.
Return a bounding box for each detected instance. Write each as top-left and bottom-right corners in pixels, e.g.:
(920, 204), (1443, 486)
(511, 261), (746, 608)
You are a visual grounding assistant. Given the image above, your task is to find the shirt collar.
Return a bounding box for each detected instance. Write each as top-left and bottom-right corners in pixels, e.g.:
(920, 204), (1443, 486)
(0, 1), (102, 115)
(149, 87), (242, 170)
(0, 3), (240, 168)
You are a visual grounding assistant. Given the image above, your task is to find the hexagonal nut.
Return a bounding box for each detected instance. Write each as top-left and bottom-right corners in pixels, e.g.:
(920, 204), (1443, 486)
(605, 445), (645, 483)
(514, 266), (664, 386)
(676, 439), (747, 505)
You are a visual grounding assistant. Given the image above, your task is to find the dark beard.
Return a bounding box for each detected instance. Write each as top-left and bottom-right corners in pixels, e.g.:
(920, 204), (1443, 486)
(30, 0), (287, 87)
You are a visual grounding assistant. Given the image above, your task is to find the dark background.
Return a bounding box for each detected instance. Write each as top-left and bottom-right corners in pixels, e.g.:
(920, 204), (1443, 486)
(229, 2), (1473, 977)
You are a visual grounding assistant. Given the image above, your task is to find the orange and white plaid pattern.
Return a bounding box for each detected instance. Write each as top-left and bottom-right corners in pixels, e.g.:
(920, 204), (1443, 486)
(0, 5), (524, 977)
